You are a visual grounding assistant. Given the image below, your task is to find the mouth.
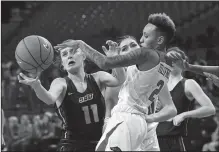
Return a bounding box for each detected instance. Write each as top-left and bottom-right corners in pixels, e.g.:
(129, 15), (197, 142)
(68, 61), (75, 66)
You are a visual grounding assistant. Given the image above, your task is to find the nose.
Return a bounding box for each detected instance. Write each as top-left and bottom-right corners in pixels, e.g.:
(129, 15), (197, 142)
(68, 56), (73, 60)
(140, 36), (143, 43)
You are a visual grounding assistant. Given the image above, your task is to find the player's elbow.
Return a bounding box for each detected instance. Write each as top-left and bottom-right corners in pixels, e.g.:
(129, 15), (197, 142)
(168, 105), (177, 118)
(207, 105), (216, 116)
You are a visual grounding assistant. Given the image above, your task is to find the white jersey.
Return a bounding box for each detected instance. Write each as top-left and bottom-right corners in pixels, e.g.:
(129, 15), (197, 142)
(115, 61), (172, 115)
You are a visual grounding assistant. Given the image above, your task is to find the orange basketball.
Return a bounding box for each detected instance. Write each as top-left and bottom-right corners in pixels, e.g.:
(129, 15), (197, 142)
(15, 35), (54, 74)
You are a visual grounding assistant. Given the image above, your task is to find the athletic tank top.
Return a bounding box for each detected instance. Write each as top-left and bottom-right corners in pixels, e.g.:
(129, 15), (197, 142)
(113, 51), (172, 115)
(55, 74), (105, 141)
(156, 78), (195, 137)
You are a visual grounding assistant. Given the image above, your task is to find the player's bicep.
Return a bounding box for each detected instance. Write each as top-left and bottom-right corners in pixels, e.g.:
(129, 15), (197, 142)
(98, 71), (120, 87)
(105, 47), (158, 69)
(158, 83), (174, 106)
(185, 79), (213, 107)
(48, 78), (65, 102)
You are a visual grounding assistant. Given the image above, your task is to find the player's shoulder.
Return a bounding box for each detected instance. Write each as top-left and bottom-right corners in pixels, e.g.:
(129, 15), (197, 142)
(140, 47), (160, 62)
(184, 79), (200, 91)
(51, 77), (66, 87)
(92, 71), (109, 78)
(185, 79), (198, 86)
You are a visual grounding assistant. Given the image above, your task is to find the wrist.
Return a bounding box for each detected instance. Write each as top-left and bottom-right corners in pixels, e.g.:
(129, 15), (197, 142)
(31, 79), (41, 90)
(187, 64), (193, 71)
(181, 112), (187, 119)
(146, 115), (155, 123)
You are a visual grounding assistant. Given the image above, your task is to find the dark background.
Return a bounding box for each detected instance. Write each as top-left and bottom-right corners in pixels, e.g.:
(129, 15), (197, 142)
(1, 1), (219, 151)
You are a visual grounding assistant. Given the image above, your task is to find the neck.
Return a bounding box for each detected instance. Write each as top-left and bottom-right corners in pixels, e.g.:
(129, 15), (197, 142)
(68, 68), (86, 83)
(156, 45), (166, 52)
(170, 70), (183, 80)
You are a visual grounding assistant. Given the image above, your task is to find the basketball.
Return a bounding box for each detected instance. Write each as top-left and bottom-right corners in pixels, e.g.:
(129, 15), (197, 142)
(15, 35), (54, 74)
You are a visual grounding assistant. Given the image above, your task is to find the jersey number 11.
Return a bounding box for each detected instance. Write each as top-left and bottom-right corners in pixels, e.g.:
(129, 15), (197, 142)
(82, 104), (99, 124)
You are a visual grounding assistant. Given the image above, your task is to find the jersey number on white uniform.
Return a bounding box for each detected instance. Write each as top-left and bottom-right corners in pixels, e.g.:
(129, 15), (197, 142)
(82, 104), (99, 124)
(148, 80), (164, 114)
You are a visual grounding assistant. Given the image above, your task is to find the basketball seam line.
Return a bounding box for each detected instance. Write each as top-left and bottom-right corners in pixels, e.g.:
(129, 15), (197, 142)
(37, 36), (44, 64)
(36, 36), (53, 65)
(15, 51), (37, 68)
(22, 39), (45, 71)
(23, 61), (54, 70)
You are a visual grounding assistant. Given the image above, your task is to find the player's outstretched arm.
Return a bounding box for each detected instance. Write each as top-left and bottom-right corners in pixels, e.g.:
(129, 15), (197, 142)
(204, 72), (219, 87)
(146, 83), (177, 123)
(95, 69), (126, 87)
(172, 79), (215, 126)
(187, 65), (219, 77)
(55, 40), (159, 70)
(18, 73), (65, 105)
(167, 50), (219, 76)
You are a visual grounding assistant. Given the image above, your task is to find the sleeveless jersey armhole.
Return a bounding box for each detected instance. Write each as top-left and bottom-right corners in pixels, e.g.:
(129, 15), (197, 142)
(182, 78), (195, 109)
(54, 77), (69, 109)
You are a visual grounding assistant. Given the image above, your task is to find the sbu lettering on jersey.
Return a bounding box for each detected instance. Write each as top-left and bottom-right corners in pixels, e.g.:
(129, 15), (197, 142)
(158, 63), (171, 79)
(79, 93), (94, 103)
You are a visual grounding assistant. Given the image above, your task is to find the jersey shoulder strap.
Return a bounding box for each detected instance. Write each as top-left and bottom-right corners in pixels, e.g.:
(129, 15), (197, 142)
(64, 76), (78, 93)
(86, 74), (103, 96)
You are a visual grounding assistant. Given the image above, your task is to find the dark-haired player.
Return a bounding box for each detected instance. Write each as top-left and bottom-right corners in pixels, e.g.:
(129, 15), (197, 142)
(156, 47), (215, 151)
(167, 48), (219, 87)
(56, 13), (179, 151)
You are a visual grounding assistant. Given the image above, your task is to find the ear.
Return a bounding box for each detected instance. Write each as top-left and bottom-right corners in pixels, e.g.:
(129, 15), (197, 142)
(157, 36), (164, 45)
(81, 51), (86, 61)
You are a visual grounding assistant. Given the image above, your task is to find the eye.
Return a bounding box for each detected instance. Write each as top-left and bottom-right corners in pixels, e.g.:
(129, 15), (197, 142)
(61, 52), (68, 57)
(144, 33), (148, 38)
(130, 43), (137, 48)
(122, 47), (128, 52)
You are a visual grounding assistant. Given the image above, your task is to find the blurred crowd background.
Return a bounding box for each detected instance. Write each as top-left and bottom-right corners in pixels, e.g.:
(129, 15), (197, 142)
(1, 1), (219, 151)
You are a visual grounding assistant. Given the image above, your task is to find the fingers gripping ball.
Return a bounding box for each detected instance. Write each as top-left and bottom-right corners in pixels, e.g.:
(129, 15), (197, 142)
(15, 35), (54, 74)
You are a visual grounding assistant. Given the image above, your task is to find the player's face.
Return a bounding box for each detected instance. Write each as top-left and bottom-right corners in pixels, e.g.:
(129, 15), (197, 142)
(119, 38), (140, 55)
(140, 23), (160, 49)
(60, 47), (85, 72)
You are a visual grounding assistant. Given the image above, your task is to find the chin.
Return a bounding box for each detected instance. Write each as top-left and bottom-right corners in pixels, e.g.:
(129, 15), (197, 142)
(67, 66), (76, 72)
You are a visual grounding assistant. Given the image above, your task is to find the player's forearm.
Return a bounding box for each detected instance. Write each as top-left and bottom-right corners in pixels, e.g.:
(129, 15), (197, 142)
(81, 42), (152, 70)
(80, 43), (108, 69)
(148, 105), (177, 122)
(112, 68), (126, 85)
(187, 65), (219, 76)
(182, 106), (215, 119)
(31, 81), (55, 105)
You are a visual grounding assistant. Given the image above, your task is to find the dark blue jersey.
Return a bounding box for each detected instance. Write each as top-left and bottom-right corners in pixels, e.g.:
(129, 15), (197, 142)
(56, 74), (105, 141)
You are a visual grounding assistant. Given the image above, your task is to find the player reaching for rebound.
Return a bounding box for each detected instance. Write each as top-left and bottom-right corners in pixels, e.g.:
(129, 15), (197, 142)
(168, 49), (219, 87)
(55, 13), (178, 151)
(18, 45), (125, 151)
(156, 47), (216, 151)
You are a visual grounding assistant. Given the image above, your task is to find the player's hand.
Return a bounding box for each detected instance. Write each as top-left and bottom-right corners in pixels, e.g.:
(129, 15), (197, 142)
(173, 113), (185, 126)
(145, 115), (155, 123)
(166, 49), (182, 61)
(204, 72), (219, 87)
(18, 72), (41, 88)
(102, 40), (121, 57)
(166, 51), (190, 71)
